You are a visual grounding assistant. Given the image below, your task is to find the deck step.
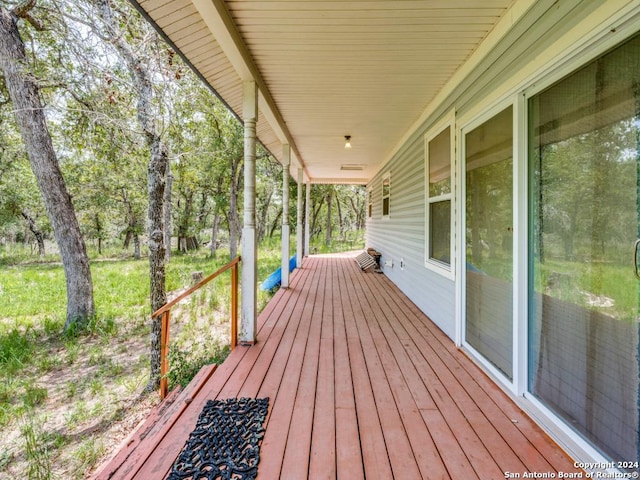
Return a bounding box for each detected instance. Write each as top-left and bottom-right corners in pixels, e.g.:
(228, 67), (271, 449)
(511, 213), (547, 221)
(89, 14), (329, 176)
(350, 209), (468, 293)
(92, 364), (218, 480)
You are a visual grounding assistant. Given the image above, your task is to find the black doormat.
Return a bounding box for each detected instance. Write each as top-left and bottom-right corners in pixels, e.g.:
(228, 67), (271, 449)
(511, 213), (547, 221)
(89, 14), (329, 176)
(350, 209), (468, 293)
(167, 397), (269, 480)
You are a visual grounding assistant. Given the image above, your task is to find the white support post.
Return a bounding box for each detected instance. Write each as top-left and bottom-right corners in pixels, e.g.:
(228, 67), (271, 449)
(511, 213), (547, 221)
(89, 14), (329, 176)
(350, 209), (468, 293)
(304, 181), (311, 256)
(241, 81), (258, 345)
(281, 145), (290, 288)
(296, 168), (304, 268)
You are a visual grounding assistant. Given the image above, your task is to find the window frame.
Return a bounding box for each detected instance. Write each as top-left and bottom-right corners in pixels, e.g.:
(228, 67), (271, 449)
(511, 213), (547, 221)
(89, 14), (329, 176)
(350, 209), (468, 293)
(424, 111), (456, 280)
(381, 172), (391, 218)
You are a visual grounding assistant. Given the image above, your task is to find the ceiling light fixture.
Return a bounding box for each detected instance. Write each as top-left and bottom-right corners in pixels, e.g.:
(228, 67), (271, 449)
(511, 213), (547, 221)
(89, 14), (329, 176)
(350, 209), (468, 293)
(344, 135), (352, 149)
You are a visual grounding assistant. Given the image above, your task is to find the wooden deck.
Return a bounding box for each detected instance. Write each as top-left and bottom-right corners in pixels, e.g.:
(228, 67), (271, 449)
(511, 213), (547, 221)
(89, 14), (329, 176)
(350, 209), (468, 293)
(95, 252), (581, 479)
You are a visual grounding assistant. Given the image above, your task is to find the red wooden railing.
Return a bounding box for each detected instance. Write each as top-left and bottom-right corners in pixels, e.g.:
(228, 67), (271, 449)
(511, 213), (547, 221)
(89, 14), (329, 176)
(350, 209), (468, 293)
(151, 256), (241, 399)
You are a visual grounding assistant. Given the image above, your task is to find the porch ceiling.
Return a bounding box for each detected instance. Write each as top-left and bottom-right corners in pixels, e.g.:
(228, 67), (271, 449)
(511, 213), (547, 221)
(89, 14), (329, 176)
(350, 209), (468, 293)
(132, 0), (515, 184)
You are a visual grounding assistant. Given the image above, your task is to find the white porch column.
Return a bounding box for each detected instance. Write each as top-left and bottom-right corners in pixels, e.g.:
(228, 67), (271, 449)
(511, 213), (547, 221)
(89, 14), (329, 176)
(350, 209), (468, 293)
(280, 145), (290, 288)
(304, 181), (311, 256)
(296, 168), (304, 268)
(241, 81), (258, 344)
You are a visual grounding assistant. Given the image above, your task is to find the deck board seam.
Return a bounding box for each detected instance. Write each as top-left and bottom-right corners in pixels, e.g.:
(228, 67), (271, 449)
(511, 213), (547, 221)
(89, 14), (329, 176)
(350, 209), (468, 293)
(346, 262), (425, 478)
(340, 262), (394, 479)
(352, 262), (454, 479)
(372, 271), (566, 474)
(254, 256), (322, 479)
(361, 266), (492, 479)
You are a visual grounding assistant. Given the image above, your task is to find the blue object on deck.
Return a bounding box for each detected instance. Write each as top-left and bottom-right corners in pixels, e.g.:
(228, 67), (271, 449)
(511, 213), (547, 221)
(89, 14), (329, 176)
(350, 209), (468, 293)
(260, 255), (297, 290)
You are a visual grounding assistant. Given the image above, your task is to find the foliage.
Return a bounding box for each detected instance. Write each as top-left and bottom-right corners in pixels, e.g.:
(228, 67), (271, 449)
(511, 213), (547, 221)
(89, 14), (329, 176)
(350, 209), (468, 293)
(0, 239), (288, 478)
(0, 0), (366, 265)
(20, 412), (52, 480)
(166, 341), (230, 389)
(0, 0), (366, 475)
(0, 328), (34, 374)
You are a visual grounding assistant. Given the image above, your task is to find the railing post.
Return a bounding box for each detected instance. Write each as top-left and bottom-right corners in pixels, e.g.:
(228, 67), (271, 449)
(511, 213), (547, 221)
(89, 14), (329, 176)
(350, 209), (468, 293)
(231, 259), (238, 349)
(152, 256), (241, 400)
(160, 310), (170, 399)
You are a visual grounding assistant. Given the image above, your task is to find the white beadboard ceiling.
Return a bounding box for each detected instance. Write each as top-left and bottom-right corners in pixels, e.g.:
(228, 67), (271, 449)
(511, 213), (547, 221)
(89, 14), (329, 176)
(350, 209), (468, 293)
(132, 0), (516, 184)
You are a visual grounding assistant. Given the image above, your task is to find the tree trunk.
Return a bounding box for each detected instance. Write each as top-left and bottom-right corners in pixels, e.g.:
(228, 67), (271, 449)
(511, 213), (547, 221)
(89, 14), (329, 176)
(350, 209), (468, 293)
(123, 229), (132, 249)
(349, 196), (364, 230)
(146, 138), (168, 392)
(310, 201), (323, 239)
(209, 176), (224, 257)
(177, 191), (193, 253)
(164, 166), (172, 262)
(0, 6), (94, 330)
(122, 188), (140, 259)
(95, 0), (167, 392)
(210, 206), (220, 258)
(94, 214), (103, 255)
(20, 210), (45, 258)
(336, 195), (345, 240)
(269, 209), (282, 238)
(229, 154), (242, 259)
(325, 189), (333, 247)
(133, 232), (141, 259)
(257, 190), (273, 242)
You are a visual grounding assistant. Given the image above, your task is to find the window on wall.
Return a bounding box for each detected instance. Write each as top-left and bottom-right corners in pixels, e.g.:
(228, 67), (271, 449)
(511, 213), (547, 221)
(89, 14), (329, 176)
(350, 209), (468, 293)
(425, 124), (453, 274)
(382, 173), (390, 217)
(367, 188), (372, 218)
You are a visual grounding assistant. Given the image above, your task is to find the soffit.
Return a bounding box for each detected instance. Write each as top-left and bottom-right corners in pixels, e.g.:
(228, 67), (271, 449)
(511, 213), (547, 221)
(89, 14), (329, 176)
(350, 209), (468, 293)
(134, 0), (515, 184)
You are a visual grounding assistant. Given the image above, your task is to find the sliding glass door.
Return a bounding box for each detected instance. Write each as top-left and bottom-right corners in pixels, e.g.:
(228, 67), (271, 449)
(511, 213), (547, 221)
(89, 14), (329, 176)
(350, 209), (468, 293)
(528, 34), (640, 464)
(464, 106), (514, 380)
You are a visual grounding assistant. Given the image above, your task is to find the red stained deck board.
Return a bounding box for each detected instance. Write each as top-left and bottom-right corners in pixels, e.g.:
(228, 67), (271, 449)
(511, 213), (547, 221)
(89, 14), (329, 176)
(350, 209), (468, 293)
(347, 263), (450, 480)
(335, 261), (393, 480)
(332, 261), (366, 480)
(277, 257), (327, 480)
(350, 267), (478, 480)
(131, 266), (302, 478)
(343, 264), (425, 479)
(367, 264), (580, 476)
(402, 302), (575, 473)
(362, 268), (531, 475)
(95, 253), (580, 480)
(308, 259), (337, 480)
(221, 259), (317, 401)
(255, 257), (321, 479)
(357, 266), (501, 479)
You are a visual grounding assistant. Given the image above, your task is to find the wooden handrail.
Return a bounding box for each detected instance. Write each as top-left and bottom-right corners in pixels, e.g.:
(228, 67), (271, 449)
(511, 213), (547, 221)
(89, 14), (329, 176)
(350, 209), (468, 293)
(154, 256), (241, 399)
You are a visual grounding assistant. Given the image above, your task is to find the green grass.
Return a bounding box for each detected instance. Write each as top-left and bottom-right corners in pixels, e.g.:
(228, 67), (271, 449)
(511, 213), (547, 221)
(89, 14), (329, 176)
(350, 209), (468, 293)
(0, 239), (289, 477)
(20, 412), (52, 480)
(307, 230), (366, 254)
(0, 328), (34, 374)
(0, 234), (360, 477)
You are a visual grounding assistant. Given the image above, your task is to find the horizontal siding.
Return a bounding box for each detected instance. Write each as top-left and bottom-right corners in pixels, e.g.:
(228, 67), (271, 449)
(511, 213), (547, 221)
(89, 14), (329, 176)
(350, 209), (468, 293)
(367, 0), (638, 342)
(367, 135), (456, 338)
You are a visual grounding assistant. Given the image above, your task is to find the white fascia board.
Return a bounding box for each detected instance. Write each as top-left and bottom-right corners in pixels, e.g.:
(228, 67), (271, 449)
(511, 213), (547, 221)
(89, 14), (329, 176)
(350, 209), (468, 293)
(192, 0), (253, 81)
(192, 0), (307, 176)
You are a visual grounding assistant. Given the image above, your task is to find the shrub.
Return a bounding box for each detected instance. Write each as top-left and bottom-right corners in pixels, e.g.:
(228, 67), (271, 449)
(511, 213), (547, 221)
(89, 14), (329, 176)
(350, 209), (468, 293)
(167, 341), (230, 389)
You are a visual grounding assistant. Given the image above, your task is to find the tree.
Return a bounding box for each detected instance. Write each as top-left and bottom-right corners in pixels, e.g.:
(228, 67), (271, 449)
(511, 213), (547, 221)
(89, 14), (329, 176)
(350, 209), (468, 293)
(92, 0), (170, 391)
(0, 0), (94, 330)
